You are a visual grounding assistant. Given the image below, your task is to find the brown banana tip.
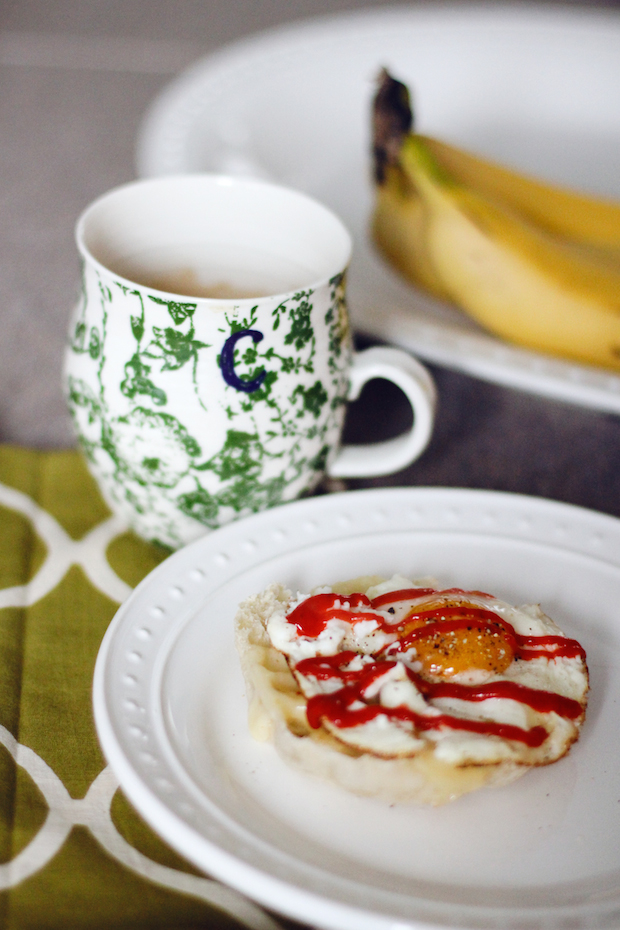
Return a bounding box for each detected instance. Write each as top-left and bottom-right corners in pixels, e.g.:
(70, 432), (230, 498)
(372, 68), (413, 184)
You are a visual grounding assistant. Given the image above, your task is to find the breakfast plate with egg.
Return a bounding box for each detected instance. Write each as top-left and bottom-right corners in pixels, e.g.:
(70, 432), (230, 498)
(93, 487), (619, 930)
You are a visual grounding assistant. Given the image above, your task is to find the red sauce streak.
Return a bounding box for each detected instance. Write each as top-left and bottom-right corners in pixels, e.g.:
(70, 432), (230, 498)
(306, 688), (549, 747)
(370, 588), (436, 608)
(369, 587), (495, 608)
(288, 589), (586, 746)
(516, 634), (586, 661)
(391, 605), (587, 663)
(287, 592), (371, 637)
(297, 655), (583, 725)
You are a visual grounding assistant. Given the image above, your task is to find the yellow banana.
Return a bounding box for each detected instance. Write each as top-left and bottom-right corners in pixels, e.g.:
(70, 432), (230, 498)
(410, 136), (620, 256)
(371, 70), (620, 371)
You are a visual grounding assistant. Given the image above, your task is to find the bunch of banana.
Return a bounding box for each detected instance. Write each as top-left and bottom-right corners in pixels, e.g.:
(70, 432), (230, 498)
(371, 69), (620, 371)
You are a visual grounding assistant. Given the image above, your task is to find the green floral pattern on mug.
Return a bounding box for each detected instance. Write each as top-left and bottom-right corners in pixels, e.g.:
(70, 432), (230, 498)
(65, 267), (350, 548)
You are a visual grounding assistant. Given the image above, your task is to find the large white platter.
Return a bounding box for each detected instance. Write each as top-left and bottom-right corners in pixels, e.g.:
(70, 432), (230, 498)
(136, 4), (620, 415)
(94, 487), (620, 930)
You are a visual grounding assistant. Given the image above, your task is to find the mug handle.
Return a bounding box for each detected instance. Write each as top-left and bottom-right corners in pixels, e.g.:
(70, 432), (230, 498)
(327, 346), (437, 478)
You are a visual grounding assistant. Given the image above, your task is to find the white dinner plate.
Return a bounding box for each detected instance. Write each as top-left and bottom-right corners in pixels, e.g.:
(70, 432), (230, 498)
(94, 487), (620, 930)
(136, 3), (620, 415)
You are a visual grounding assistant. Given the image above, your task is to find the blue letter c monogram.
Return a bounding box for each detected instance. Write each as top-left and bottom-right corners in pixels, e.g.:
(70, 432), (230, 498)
(220, 329), (267, 393)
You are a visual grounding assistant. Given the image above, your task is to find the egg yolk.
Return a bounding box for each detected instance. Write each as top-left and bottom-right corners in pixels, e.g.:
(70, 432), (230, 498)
(396, 603), (515, 679)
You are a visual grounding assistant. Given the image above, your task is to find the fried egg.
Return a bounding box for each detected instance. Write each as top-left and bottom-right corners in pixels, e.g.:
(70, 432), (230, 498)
(266, 575), (589, 769)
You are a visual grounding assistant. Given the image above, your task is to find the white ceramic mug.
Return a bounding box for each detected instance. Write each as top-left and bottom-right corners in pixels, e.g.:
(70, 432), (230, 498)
(64, 175), (436, 548)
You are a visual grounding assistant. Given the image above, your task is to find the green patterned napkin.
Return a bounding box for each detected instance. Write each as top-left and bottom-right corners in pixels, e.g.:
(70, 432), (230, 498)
(0, 445), (285, 930)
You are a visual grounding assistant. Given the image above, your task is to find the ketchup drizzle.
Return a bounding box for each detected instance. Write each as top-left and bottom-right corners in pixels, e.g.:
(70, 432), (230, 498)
(287, 593), (371, 637)
(370, 588), (436, 608)
(306, 690), (549, 748)
(287, 588), (586, 747)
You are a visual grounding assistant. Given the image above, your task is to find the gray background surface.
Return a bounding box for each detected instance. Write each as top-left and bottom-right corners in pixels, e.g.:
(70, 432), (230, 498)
(2, 0), (620, 519)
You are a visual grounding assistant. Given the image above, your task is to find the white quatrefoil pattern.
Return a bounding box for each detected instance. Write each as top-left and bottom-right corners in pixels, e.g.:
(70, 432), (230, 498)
(0, 449), (282, 930)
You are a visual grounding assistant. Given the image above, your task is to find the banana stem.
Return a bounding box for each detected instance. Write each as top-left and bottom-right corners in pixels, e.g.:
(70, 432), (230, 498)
(372, 68), (413, 183)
